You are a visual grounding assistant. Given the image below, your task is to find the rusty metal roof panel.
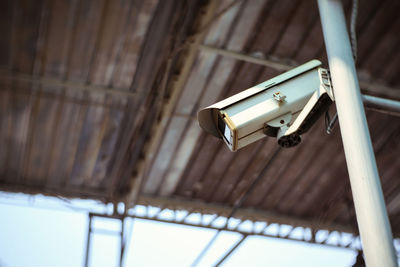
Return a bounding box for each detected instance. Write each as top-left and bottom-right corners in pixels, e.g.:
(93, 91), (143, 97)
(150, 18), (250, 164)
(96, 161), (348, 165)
(0, 0), (399, 236)
(0, 0), (205, 200)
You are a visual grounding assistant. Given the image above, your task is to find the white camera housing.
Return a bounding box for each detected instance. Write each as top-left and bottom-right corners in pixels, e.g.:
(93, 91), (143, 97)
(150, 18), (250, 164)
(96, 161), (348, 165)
(198, 60), (334, 151)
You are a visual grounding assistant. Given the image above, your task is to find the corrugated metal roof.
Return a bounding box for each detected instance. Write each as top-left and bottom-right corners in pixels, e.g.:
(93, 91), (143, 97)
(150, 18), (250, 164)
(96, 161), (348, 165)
(0, 0), (399, 234)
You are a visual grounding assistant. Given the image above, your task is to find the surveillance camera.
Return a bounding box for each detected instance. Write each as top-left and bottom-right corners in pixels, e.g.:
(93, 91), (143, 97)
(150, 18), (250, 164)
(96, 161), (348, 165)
(197, 60), (334, 152)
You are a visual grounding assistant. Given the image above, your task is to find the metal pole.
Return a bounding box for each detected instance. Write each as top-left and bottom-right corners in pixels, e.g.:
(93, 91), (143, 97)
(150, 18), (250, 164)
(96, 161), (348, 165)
(84, 214), (93, 267)
(119, 218), (125, 267)
(362, 94), (400, 114)
(317, 0), (397, 266)
(215, 235), (247, 267)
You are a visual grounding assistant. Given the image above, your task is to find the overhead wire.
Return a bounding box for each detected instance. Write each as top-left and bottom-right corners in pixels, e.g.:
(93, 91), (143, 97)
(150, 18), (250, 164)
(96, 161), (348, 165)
(350, 0), (358, 62)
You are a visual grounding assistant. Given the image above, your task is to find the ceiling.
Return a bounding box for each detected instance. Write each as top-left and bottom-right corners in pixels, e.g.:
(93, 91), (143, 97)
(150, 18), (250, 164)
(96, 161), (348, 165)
(0, 0), (399, 236)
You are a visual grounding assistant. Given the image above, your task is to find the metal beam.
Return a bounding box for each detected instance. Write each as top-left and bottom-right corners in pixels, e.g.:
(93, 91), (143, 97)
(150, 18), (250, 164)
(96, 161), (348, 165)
(2, 182), (358, 235)
(89, 208), (361, 251)
(362, 94), (400, 115)
(198, 44), (400, 99)
(124, 1), (219, 207)
(84, 214), (93, 267)
(119, 218), (125, 267)
(137, 195), (354, 234)
(84, 213), (126, 267)
(199, 44), (292, 71)
(215, 235), (248, 266)
(0, 68), (136, 98)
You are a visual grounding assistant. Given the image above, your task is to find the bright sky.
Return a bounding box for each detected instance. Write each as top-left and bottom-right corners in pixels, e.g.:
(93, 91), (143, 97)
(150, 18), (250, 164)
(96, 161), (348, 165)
(0, 192), (360, 267)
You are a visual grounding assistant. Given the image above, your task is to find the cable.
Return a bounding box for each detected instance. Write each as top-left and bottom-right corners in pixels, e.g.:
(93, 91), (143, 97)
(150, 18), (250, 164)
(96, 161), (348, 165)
(350, 0), (358, 62)
(190, 146), (282, 267)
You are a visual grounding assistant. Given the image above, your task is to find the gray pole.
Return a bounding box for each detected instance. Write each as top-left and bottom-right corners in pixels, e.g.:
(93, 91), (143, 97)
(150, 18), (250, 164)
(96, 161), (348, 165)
(215, 235), (247, 266)
(317, 0), (397, 266)
(84, 214), (93, 267)
(119, 218), (125, 267)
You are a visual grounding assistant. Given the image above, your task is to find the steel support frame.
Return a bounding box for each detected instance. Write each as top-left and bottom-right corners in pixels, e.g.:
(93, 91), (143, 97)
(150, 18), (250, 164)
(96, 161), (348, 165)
(138, 195), (354, 233)
(84, 214), (93, 267)
(85, 205), (364, 266)
(215, 235), (248, 266)
(84, 213), (126, 267)
(0, 69), (136, 99)
(317, 0), (397, 266)
(95, 206), (362, 249)
(83, 203), (400, 266)
(87, 204), (373, 266)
